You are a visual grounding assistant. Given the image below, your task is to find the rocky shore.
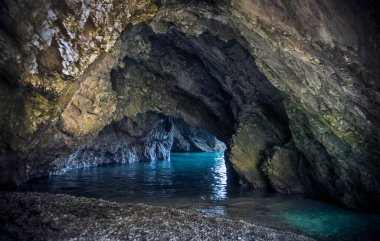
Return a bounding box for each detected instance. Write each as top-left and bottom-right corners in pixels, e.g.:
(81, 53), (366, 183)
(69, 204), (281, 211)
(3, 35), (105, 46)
(0, 192), (314, 241)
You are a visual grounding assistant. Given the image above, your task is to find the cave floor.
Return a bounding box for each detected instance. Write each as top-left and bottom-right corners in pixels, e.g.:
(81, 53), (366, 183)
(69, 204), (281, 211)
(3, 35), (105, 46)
(0, 192), (314, 241)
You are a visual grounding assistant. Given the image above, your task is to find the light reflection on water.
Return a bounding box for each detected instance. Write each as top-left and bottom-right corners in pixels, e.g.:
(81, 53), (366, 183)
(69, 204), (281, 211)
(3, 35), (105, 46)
(20, 152), (380, 241)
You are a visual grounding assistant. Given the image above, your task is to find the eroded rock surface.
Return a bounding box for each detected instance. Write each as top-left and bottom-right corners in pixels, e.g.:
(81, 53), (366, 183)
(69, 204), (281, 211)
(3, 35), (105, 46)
(0, 192), (314, 241)
(0, 0), (379, 210)
(172, 118), (226, 152)
(0, 0), (158, 187)
(261, 142), (306, 193)
(51, 112), (174, 174)
(50, 113), (226, 174)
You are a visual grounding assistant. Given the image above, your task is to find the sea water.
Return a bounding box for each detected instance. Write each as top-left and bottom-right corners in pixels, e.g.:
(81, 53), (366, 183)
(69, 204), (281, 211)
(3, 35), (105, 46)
(20, 152), (380, 241)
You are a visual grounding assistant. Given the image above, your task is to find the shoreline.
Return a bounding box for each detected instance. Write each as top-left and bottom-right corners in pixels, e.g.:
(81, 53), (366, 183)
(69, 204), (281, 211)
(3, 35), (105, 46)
(0, 192), (314, 241)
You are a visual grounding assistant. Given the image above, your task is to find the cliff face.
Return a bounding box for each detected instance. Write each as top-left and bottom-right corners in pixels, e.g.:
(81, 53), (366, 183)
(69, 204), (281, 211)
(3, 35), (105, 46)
(0, 0), (379, 210)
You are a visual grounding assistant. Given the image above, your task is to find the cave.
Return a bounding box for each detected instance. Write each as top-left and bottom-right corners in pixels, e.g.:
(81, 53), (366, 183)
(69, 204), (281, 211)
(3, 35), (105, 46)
(1, 0), (380, 240)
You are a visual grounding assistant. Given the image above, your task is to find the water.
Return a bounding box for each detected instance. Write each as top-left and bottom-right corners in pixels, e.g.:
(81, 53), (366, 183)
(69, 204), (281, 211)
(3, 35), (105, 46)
(20, 152), (380, 241)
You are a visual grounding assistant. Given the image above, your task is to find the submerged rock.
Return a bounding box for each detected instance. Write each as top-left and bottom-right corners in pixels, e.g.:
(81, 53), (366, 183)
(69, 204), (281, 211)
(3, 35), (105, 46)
(0, 192), (314, 241)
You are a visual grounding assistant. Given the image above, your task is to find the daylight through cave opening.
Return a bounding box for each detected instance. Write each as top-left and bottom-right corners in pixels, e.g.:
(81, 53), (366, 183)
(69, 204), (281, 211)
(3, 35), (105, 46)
(50, 112), (230, 173)
(50, 19), (302, 195)
(104, 22), (303, 193)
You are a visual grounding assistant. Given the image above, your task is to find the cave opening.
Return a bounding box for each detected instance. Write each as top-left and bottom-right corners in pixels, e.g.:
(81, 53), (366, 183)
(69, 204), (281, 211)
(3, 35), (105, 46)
(10, 16), (380, 240)
(19, 114), (248, 214)
(34, 112), (242, 201)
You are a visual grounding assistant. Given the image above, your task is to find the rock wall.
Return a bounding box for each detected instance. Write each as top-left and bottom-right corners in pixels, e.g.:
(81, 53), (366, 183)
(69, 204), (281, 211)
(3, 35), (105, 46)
(172, 118), (226, 152)
(50, 112), (173, 174)
(50, 114), (225, 175)
(0, 0), (159, 187)
(0, 0), (379, 210)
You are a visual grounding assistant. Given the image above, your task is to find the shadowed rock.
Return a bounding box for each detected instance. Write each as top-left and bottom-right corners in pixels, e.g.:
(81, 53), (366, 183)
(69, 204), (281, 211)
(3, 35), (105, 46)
(172, 118), (227, 152)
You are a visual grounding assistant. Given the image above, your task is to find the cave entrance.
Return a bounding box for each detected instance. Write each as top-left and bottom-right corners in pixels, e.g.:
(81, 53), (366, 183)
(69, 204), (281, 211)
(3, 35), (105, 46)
(4, 1), (380, 239)
(105, 22), (299, 193)
(15, 13), (324, 239)
(172, 118), (227, 153)
(22, 152), (238, 203)
(22, 112), (243, 203)
(17, 19), (380, 238)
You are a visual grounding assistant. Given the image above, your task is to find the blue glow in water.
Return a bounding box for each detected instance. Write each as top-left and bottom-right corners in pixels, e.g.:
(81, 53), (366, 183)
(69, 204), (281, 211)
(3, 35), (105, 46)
(22, 152), (229, 202)
(278, 200), (380, 241)
(20, 152), (380, 241)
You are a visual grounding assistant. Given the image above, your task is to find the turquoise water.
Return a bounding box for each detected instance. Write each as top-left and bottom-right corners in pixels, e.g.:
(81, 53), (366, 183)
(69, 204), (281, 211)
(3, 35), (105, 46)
(20, 152), (380, 241)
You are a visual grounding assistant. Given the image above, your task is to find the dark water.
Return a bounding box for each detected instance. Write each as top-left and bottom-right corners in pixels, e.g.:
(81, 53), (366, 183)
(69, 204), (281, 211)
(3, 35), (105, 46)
(20, 152), (380, 241)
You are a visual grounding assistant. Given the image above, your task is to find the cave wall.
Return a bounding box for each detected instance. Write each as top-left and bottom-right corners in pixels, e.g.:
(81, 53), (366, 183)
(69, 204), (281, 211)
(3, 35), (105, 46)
(51, 112), (173, 174)
(225, 0), (380, 208)
(172, 118), (226, 153)
(0, 0), (379, 210)
(50, 113), (225, 175)
(0, 0), (159, 187)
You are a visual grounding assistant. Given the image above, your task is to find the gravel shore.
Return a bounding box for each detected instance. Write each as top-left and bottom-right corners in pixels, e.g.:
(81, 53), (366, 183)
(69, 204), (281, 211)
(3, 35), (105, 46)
(0, 192), (314, 241)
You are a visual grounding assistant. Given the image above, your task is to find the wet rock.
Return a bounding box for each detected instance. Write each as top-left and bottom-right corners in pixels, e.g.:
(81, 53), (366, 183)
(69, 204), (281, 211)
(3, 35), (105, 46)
(51, 112), (174, 174)
(0, 192), (315, 241)
(261, 142), (306, 193)
(0, 0), (158, 187)
(172, 118), (226, 152)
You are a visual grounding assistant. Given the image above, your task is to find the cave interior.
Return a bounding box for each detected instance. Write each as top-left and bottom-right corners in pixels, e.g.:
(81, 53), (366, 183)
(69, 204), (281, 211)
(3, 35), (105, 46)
(0, 0), (380, 240)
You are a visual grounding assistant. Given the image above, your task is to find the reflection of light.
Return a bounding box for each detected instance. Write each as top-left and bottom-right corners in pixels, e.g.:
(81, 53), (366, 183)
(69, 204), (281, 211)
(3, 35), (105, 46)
(212, 152), (227, 200)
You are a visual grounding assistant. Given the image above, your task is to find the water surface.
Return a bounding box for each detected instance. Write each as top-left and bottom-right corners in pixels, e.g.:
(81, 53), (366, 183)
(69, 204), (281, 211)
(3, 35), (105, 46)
(21, 152), (380, 241)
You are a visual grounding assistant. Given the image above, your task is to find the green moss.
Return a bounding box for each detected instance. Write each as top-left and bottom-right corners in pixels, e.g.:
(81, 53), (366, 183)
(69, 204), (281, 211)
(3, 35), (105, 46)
(24, 94), (56, 134)
(229, 117), (282, 189)
(323, 114), (340, 126)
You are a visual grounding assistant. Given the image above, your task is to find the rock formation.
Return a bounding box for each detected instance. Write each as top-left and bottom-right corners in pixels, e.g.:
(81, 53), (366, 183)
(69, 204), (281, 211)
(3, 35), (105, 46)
(49, 114), (224, 174)
(51, 112), (174, 174)
(0, 0), (379, 210)
(172, 118), (226, 152)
